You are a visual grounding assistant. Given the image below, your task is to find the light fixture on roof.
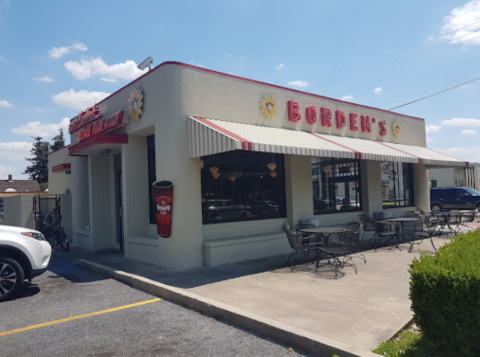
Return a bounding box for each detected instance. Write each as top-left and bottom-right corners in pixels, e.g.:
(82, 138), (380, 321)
(137, 56), (154, 71)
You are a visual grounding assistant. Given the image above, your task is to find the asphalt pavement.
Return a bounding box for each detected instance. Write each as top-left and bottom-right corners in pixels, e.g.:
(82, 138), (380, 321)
(0, 258), (307, 357)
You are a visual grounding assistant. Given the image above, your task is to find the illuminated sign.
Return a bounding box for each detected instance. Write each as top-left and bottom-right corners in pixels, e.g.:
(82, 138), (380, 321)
(77, 111), (125, 142)
(68, 105), (103, 134)
(287, 100), (388, 136)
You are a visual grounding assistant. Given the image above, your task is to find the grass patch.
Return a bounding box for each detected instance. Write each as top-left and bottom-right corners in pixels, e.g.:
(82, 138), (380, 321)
(373, 324), (437, 357)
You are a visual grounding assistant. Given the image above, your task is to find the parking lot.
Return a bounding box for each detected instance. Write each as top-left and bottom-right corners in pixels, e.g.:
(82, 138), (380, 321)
(0, 258), (305, 357)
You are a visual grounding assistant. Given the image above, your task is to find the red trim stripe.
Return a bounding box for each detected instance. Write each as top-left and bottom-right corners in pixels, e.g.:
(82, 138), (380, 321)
(194, 117), (253, 151)
(309, 133), (362, 159)
(424, 147), (469, 166)
(375, 141), (422, 163)
(52, 163), (71, 173)
(71, 62), (424, 123)
(68, 134), (129, 156)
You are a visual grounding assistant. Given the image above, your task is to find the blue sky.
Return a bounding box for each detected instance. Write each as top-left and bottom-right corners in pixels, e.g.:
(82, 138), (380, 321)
(1, 0), (480, 179)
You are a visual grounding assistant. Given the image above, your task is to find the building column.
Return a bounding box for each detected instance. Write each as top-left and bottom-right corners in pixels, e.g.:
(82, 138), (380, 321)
(413, 164), (429, 212)
(284, 155), (314, 226)
(360, 160), (382, 217)
(71, 156), (91, 249)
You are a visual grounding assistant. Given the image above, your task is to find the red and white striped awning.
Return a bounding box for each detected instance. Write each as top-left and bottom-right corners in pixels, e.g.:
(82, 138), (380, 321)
(188, 116), (468, 167)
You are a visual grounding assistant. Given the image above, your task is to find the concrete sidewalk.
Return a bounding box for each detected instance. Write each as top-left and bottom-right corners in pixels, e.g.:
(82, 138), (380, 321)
(50, 232), (459, 357)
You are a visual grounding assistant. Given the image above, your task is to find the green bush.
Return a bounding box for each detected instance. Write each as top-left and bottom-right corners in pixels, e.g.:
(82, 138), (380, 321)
(409, 229), (480, 356)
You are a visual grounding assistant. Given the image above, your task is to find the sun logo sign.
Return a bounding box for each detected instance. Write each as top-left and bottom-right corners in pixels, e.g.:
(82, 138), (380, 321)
(392, 122), (402, 138)
(128, 87), (143, 122)
(261, 96), (278, 119)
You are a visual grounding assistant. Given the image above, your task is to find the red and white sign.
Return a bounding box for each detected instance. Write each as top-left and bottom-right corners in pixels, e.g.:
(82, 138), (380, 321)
(69, 105), (103, 134)
(287, 100), (388, 136)
(77, 111), (125, 142)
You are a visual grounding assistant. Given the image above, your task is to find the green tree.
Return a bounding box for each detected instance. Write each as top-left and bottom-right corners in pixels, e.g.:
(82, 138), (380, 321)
(50, 128), (65, 152)
(24, 136), (49, 184)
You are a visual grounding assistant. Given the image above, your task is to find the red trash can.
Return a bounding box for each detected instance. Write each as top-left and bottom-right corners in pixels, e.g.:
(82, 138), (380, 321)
(152, 180), (174, 238)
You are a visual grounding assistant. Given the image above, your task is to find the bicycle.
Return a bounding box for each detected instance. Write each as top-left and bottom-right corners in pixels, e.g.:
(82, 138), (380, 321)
(40, 214), (69, 251)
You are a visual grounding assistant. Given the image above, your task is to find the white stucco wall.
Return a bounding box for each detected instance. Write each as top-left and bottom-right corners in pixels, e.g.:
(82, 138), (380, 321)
(48, 147), (72, 195)
(63, 62), (435, 268)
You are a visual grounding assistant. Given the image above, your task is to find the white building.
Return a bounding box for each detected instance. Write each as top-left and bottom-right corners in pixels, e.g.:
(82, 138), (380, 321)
(49, 61), (468, 269)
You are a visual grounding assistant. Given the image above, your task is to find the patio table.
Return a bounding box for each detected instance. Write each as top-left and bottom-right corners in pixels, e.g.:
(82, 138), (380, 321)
(300, 226), (349, 264)
(430, 211), (464, 235)
(380, 217), (419, 251)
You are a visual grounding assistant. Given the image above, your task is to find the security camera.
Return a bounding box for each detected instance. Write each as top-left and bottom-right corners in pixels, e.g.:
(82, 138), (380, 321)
(137, 56), (154, 71)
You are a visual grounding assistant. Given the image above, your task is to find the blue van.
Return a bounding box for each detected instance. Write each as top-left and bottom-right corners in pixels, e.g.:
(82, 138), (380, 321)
(430, 187), (480, 211)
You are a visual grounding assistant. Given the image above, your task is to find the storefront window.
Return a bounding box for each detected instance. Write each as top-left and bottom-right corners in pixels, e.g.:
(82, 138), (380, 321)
(311, 158), (362, 214)
(147, 135), (156, 224)
(381, 162), (414, 208)
(201, 151), (286, 224)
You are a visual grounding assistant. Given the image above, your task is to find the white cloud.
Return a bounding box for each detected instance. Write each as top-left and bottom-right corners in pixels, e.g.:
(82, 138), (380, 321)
(440, 0), (480, 45)
(0, 99), (13, 108)
(275, 63), (284, 70)
(426, 125), (442, 133)
(0, 163), (20, 180)
(441, 118), (480, 127)
(64, 57), (144, 82)
(33, 76), (54, 83)
(48, 42), (88, 59)
(461, 129), (477, 136)
(288, 80), (309, 88)
(52, 89), (110, 110)
(373, 87), (383, 94)
(0, 142), (32, 162)
(434, 146), (480, 163)
(341, 95), (354, 102)
(11, 118), (70, 138)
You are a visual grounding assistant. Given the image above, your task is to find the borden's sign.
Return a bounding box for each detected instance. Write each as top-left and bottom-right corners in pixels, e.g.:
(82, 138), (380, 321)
(77, 111), (125, 142)
(69, 105), (102, 134)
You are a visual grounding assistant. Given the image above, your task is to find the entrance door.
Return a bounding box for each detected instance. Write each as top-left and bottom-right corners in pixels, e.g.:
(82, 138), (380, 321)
(114, 154), (124, 250)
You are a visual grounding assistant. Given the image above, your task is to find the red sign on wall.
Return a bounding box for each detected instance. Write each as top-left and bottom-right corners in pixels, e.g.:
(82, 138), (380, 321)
(287, 100), (388, 136)
(69, 105), (103, 134)
(77, 111), (125, 142)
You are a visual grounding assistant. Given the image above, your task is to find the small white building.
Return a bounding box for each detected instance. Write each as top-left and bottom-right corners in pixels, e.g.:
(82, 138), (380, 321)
(429, 164), (480, 190)
(49, 61), (468, 269)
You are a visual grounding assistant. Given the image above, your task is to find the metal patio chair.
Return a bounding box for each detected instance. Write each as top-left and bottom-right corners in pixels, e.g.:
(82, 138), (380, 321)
(410, 213), (439, 253)
(372, 220), (395, 251)
(282, 227), (318, 271)
(357, 214), (376, 247)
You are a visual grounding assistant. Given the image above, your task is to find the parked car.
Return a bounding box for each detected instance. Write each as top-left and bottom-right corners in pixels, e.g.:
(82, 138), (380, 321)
(0, 225), (51, 302)
(203, 199), (252, 221)
(249, 201), (279, 218)
(430, 187), (480, 211)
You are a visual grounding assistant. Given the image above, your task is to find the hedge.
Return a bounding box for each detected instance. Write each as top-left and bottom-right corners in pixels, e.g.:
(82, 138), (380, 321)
(409, 229), (480, 356)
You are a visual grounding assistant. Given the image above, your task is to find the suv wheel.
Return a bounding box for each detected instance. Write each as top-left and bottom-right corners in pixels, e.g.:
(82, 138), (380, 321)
(431, 203), (442, 212)
(0, 256), (25, 302)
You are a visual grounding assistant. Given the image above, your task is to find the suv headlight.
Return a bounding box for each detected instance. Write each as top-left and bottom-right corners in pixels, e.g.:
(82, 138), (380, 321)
(21, 232), (46, 241)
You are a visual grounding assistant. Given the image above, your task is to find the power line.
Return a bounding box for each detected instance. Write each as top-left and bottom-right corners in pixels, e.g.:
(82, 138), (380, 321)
(381, 68), (480, 108)
(388, 75), (480, 110)
(307, 32), (480, 90)
(305, 19), (480, 83)
(358, 53), (480, 101)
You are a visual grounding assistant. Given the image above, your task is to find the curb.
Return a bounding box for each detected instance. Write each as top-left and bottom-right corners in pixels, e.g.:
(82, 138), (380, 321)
(77, 259), (380, 357)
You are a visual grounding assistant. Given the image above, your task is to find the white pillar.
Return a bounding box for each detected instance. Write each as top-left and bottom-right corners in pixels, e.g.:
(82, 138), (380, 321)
(413, 164), (429, 212)
(284, 155), (314, 226)
(360, 160), (382, 217)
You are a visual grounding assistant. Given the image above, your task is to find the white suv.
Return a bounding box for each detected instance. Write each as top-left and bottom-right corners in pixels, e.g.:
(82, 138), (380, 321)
(0, 225), (52, 302)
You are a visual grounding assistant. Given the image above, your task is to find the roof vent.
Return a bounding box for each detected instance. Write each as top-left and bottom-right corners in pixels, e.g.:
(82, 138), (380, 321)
(7, 174), (12, 182)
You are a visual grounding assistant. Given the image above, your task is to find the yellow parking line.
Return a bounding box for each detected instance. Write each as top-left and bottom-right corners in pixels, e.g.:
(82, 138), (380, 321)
(0, 298), (161, 337)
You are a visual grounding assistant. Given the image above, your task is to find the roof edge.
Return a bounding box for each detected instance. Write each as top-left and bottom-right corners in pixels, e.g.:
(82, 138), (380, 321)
(71, 61), (424, 122)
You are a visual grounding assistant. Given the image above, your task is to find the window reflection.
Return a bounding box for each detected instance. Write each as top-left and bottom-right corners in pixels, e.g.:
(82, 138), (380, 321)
(312, 158), (362, 214)
(201, 151), (286, 224)
(381, 162), (414, 208)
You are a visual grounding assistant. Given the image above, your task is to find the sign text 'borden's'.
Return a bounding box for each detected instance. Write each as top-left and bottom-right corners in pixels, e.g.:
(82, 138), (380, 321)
(77, 111), (125, 142)
(287, 100), (388, 136)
